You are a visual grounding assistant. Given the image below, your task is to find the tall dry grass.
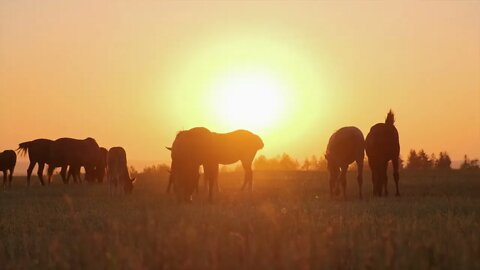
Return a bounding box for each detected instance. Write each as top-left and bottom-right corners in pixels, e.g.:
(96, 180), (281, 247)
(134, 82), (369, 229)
(0, 170), (479, 269)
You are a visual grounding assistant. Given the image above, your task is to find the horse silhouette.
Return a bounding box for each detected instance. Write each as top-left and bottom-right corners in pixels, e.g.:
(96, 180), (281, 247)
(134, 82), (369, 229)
(47, 137), (100, 184)
(0, 150), (16, 188)
(167, 127), (264, 202)
(107, 147), (136, 195)
(365, 110), (400, 196)
(326, 126), (364, 199)
(66, 146), (108, 183)
(17, 139), (53, 186)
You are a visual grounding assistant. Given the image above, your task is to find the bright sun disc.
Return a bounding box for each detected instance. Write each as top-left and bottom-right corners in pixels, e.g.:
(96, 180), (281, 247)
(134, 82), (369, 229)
(210, 69), (286, 131)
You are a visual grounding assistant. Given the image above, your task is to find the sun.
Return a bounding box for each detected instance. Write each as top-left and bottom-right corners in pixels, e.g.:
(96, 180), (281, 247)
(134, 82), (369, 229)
(210, 69), (287, 131)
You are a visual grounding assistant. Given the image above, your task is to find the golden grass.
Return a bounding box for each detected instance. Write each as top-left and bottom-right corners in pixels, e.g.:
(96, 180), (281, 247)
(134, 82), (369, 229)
(1, 170), (479, 269)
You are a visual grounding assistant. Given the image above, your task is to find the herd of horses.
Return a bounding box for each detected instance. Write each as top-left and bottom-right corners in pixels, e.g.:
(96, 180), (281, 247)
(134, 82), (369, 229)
(0, 138), (135, 194)
(166, 110), (399, 201)
(0, 110), (400, 201)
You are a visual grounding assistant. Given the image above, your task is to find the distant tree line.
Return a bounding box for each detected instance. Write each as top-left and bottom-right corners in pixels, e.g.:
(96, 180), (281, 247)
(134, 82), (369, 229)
(253, 153), (302, 171)
(406, 149), (479, 170)
(460, 155), (480, 170)
(135, 150), (479, 174)
(141, 163), (170, 177)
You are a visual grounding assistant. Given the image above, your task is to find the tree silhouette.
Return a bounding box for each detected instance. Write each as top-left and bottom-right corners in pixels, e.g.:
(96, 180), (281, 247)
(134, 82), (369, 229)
(407, 150), (420, 169)
(460, 155), (480, 170)
(253, 154), (299, 171)
(301, 158), (311, 171)
(407, 149), (433, 169)
(279, 153), (299, 170)
(435, 151), (452, 169)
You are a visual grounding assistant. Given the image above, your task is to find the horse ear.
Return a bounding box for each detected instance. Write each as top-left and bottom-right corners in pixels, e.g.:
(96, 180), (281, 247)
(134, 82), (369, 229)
(165, 147), (172, 151)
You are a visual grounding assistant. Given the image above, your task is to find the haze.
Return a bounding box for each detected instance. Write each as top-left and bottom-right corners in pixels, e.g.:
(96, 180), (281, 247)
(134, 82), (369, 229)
(1, 1), (479, 167)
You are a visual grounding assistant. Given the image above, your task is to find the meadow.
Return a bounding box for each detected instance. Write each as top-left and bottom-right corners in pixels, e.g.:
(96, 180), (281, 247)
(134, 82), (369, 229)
(1, 170), (479, 269)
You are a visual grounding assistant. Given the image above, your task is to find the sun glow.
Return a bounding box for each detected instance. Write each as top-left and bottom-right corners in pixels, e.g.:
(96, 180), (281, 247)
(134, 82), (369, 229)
(210, 69), (287, 131)
(163, 32), (330, 156)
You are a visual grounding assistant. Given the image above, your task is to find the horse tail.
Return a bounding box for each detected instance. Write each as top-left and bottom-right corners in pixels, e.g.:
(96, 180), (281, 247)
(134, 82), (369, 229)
(16, 141), (31, 156)
(385, 110), (395, 126)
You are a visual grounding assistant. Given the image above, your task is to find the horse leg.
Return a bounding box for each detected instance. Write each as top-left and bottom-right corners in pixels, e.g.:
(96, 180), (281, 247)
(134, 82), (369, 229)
(108, 174), (112, 196)
(60, 166), (68, 184)
(392, 157), (400, 196)
(2, 171), (6, 189)
(37, 163), (46, 186)
(241, 160), (253, 191)
(73, 167), (81, 184)
(205, 164), (219, 202)
(382, 161), (388, 196)
(77, 167), (83, 183)
(328, 166), (338, 198)
(8, 168), (14, 187)
(47, 165), (55, 184)
(27, 162), (35, 186)
(371, 165), (379, 196)
(204, 174), (208, 192)
(339, 165), (348, 199)
(195, 171), (200, 194)
(381, 162), (388, 197)
(67, 166), (73, 183)
(356, 158), (364, 199)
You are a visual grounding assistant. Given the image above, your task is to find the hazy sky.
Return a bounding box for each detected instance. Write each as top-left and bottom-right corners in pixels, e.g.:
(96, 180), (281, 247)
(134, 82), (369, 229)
(1, 1), (479, 167)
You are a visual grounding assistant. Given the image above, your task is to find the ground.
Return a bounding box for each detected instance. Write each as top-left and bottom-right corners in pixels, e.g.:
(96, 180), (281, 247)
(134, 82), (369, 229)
(1, 170), (479, 269)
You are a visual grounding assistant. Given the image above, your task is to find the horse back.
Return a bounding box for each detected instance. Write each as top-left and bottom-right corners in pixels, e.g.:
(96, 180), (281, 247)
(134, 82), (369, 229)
(211, 130), (263, 164)
(327, 126), (365, 166)
(0, 150), (16, 170)
(50, 137), (99, 166)
(366, 123), (399, 162)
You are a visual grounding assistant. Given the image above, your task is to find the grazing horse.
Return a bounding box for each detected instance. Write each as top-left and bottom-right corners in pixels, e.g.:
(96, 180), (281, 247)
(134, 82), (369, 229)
(47, 137), (100, 184)
(107, 147), (136, 195)
(326, 126), (365, 199)
(365, 110), (400, 196)
(0, 150), (16, 188)
(168, 127), (264, 202)
(67, 146), (108, 183)
(17, 139), (53, 186)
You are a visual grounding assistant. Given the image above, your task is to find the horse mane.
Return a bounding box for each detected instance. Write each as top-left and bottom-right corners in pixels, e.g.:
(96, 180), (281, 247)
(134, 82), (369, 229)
(385, 110), (395, 125)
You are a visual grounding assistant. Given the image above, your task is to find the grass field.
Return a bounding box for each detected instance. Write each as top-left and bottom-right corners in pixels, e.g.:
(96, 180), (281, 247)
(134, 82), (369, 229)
(1, 170), (479, 269)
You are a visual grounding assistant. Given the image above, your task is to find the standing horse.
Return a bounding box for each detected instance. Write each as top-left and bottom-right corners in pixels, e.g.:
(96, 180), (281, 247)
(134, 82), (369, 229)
(326, 126), (364, 199)
(168, 127), (264, 202)
(47, 137), (100, 184)
(0, 150), (16, 188)
(365, 110), (400, 196)
(17, 139), (53, 186)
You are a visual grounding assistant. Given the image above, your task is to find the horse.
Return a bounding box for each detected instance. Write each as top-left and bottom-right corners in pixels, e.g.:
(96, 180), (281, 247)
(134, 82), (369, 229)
(325, 126), (365, 199)
(167, 127), (264, 202)
(365, 110), (400, 196)
(47, 137), (100, 184)
(107, 147), (136, 195)
(66, 146), (108, 183)
(0, 150), (17, 188)
(17, 139), (53, 186)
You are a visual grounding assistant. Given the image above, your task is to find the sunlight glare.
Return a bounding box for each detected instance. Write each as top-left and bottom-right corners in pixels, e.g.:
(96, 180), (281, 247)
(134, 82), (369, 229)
(210, 69), (287, 131)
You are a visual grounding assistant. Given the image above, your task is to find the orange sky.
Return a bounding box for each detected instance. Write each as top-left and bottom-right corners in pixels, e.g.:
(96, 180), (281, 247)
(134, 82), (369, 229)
(1, 1), (479, 168)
